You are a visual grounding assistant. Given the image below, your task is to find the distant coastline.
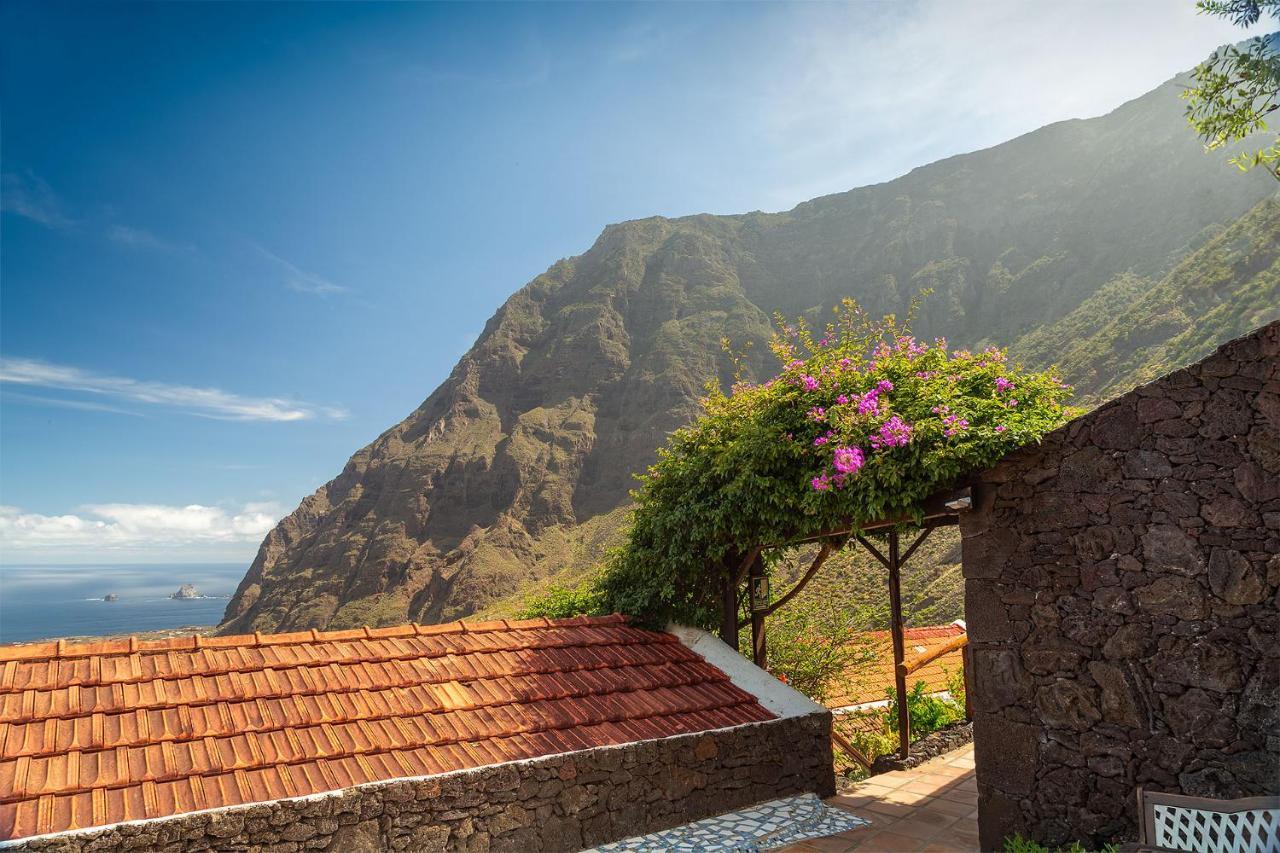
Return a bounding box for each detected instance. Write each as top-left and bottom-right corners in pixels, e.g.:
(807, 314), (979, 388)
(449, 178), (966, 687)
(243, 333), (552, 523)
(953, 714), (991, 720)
(0, 562), (243, 644)
(5, 624), (217, 648)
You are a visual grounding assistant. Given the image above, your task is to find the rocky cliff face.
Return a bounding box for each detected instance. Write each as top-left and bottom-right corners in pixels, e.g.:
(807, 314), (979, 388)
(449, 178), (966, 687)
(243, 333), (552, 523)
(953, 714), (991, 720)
(220, 71), (1278, 634)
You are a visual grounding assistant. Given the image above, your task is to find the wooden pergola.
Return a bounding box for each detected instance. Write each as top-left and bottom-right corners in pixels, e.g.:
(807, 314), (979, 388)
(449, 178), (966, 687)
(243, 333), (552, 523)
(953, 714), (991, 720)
(720, 486), (973, 760)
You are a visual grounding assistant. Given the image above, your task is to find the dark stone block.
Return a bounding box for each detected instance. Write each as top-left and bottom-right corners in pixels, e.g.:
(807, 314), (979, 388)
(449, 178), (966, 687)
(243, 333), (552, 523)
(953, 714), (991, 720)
(1135, 575), (1208, 620)
(1035, 681), (1102, 732)
(1140, 525), (1205, 577)
(1090, 404), (1141, 450)
(972, 646), (1033, 710)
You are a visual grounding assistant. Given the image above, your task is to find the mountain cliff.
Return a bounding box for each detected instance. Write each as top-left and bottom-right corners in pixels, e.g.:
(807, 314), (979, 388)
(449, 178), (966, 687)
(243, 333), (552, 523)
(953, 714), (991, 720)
(220, 69), (1278, 634)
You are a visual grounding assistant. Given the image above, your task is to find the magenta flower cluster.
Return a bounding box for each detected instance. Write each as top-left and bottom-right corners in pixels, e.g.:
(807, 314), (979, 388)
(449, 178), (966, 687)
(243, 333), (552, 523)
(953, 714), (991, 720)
(833, 445), (865, 474)
(869, 415), (913, 449)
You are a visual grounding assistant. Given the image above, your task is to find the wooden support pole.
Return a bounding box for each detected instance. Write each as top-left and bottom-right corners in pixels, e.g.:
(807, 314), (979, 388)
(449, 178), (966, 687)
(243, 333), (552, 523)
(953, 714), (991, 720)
(888, 528), (911, 760)
(721, 568), (739, 651)
(749, 557), (767, 668)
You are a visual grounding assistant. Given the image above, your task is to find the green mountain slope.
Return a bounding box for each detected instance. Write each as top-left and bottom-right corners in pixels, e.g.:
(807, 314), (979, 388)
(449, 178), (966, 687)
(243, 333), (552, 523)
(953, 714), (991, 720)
(220, 67), (1277, 635)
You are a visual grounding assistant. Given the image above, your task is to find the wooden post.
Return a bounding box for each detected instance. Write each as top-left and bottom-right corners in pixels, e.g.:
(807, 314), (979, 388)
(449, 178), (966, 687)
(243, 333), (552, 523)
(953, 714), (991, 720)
(888, 528), (910, 760)
(721, 567), (739, 651)
(749, 557), (767, 668)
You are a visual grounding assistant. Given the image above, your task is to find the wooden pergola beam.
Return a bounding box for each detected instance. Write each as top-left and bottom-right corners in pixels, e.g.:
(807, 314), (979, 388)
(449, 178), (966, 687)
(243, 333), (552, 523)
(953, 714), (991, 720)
(764, 486), (971, 548)
(727, 483), (973, 762)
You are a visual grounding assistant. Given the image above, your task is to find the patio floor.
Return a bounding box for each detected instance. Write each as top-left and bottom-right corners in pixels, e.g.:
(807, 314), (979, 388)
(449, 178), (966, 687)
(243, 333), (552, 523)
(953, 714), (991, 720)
(777, 742), (980, 852)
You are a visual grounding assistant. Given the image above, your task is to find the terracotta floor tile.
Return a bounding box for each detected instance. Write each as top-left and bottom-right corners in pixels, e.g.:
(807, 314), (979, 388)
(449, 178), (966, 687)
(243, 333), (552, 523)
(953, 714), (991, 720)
(882, 789), (932, 806)
(917, 798), (974, 819)
(889, 818), (950, 842)
(856, 830), (926, 851)
(827, 794), (874, 812)
(938, 790), (979, 806)
(873, 771), (914, 788)
(902, 809), (960, 830)
(901, 779), (952, 796)
(863, 800), (916, 819)
(920, 842), (971, 853)
(798, 835), (858, 852)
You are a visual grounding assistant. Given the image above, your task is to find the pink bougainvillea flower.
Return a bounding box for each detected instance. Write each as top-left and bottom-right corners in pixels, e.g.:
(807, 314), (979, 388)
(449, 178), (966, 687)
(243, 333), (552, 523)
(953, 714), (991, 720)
(870, 416), (913, 449)
(994, 425), (1007, 433)
(800, 375), (820, 391)
(832, 445), (865, 474)
(811, 474), (832, 491)
(995, 377), (1014, 393)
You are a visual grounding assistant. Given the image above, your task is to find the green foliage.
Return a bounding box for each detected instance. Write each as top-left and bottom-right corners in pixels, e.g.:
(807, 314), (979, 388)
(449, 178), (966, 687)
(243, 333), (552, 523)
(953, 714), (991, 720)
(515, 582), (602, 620)
(1183, 3), (1279, 177)
(944, 664), (966, 712)
(580, 299), (1073, 629)
(745, 593), (877, 703)
(885, 680), (966, 739)
(1003, 834), (1118, 853)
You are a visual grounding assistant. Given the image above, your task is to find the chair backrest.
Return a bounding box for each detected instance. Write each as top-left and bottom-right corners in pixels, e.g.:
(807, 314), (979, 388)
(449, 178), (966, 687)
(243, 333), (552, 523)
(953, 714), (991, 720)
(1135, 787), (1280, 853)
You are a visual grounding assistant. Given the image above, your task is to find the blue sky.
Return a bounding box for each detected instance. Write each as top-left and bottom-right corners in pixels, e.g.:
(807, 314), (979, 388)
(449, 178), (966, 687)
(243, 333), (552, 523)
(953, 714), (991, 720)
(0, 1), (1256, 563)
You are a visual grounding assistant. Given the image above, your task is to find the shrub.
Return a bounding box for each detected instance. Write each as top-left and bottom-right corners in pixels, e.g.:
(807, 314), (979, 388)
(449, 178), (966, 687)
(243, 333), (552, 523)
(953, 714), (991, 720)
(526, 298), (1073, 630)
(885, 680), (965, 739)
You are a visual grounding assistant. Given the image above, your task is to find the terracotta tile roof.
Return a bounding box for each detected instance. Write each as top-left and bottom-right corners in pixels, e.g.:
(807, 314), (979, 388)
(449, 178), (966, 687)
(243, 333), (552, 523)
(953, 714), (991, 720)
(826, 623), (965, 708)
(0, 615), (774, 841)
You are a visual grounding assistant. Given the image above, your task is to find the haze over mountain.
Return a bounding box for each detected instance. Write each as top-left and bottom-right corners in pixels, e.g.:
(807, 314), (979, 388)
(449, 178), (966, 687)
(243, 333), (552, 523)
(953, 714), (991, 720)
(220, 65), (1278, 635)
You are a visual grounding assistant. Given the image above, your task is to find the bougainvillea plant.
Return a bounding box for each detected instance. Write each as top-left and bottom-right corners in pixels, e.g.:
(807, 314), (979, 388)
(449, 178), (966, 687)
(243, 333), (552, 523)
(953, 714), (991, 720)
(533, 298), (1074, 629)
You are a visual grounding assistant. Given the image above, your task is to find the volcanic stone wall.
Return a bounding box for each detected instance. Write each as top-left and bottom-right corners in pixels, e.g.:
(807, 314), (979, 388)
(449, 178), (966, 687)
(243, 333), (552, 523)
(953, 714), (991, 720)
(959, 321), (1279, 849)
(10, 712), (833, 853)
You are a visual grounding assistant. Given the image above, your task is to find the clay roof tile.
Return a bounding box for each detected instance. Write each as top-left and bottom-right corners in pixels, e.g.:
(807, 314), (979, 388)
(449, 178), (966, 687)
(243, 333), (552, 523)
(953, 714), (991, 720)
(0, 616), (771, 841)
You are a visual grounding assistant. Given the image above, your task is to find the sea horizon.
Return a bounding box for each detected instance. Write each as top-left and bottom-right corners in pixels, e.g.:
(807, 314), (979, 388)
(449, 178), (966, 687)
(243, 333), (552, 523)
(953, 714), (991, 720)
(0, 561), (246, 643)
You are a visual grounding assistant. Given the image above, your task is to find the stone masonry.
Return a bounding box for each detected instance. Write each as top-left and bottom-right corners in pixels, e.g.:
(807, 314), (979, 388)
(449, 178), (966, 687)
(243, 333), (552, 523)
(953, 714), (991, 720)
(9, 712), (833, 853)
(960, 321), (1279, 849)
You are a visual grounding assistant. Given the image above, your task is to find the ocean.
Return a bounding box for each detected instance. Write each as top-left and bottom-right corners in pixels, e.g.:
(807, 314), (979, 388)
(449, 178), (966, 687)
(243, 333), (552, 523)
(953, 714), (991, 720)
(0, 563), (246, 643)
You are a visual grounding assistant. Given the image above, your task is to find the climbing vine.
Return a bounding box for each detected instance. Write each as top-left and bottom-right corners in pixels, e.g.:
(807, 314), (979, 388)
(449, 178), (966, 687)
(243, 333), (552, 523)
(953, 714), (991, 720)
(530, 299), (1074, 629)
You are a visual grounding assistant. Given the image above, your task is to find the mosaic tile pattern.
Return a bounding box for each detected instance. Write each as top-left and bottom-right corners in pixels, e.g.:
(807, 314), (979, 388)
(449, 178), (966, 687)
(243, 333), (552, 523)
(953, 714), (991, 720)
(594, 793), (868, 852)
(0, 615), (776, 840)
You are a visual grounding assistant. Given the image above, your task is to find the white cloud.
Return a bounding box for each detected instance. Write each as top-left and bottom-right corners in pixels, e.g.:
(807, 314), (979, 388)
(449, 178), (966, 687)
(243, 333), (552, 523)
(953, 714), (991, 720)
(254, 244), (350, 296)
(106, 224), (192, 253)
(1, 171), (74, 228)
(0, 502), (283, 558)
(744, 0), (1268, 206)
(0, 356), (347, 422)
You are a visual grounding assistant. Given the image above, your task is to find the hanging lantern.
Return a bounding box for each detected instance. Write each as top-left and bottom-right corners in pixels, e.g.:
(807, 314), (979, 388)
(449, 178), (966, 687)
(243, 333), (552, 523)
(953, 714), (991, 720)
(750, 575), (770, 611)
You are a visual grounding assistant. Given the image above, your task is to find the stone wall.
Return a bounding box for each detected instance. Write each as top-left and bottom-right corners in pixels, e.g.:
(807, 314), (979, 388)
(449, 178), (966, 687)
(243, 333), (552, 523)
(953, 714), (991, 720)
(11, 712), (833, 853)
(959, 322), (1279, 850)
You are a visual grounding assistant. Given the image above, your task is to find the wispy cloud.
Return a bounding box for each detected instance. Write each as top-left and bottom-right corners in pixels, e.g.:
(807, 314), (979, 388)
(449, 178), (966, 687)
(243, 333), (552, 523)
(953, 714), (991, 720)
(0, 356), (347, 422)
(0, 390), (145, 417)
(106, 224), (193, 254)
(1, 171), (75, 229)
(3, 170), (193, 254)
(254, 244), (349, 297)
(744, 0), (1267, 207)
(0, 502), (282, 555)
